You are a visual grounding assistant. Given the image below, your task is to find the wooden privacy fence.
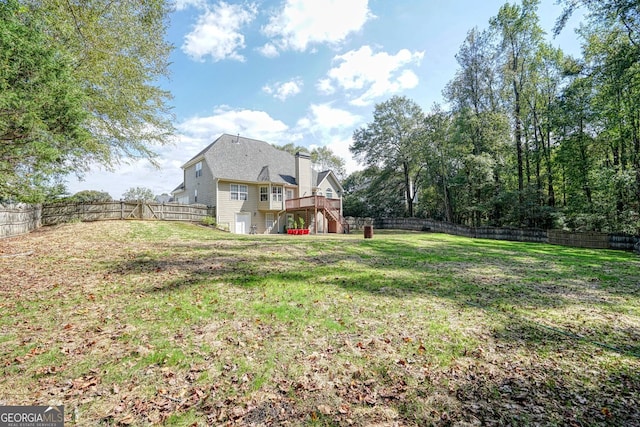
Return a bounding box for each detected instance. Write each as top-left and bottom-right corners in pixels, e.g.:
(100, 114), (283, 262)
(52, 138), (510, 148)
(373, 217), (639, 252)
(547, 230), (610, 249)
(0, 204), (42, 238)
(41, 201), (209, 225)
(1, 202), (210, 238)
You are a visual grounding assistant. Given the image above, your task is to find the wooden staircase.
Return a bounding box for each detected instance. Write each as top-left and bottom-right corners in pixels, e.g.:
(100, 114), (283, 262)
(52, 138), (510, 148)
(324, 203), (350, 234)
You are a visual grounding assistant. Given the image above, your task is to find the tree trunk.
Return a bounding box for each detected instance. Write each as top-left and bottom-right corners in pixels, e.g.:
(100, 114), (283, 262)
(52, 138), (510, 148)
(514, 80), (525, 197)
(545, 127), (555, 207)
(403, 161), (413, 217)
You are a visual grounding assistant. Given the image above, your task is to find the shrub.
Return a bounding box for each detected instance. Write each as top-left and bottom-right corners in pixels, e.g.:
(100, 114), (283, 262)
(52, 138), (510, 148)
(201, 216), (216, 227)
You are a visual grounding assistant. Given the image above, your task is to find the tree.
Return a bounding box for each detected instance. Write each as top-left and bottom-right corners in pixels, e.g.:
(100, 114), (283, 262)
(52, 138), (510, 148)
(342, 167), (407, 218)
(310, 146), (347, 179)
(351, 96), (426, 217)
(69, 190), (113, 203)
(555, 0), (639, 49)
(275, 143), (347, 179)
(274, 142), (305, 156)
(0, 0), (92, 202)
(553, 0), (640, 232)
(2, 0), (174, 201)
(32, 0), (174, 163)
(490, 0), (544, 213)
(122, 187), (155, 202)
(525, 44), (565, 210)
(445, 27), (510, 225)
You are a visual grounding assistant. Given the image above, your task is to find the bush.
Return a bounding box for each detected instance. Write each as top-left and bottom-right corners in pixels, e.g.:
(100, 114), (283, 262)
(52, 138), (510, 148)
(201, 216), (216, 227)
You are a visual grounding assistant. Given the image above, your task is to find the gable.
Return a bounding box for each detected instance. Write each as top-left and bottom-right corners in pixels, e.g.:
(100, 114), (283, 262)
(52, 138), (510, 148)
(316, 170), (344, 193)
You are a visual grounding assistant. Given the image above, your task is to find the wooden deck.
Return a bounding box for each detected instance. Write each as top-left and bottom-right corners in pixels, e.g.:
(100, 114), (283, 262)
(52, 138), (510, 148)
(285, 196), (349, 233)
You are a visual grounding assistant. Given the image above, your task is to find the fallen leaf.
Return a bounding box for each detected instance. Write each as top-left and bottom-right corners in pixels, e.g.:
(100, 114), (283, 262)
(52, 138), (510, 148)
(317, 404), (331, 415)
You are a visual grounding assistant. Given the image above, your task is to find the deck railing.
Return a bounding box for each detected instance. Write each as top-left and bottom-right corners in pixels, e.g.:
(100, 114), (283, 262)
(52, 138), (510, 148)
(285, 195), (340, 211)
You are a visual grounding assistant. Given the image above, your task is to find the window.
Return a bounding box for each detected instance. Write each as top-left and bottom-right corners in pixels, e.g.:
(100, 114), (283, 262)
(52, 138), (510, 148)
(265, 213), (274, 230)
(286, 189), (294, 200)
(230, 184), (248, 200)
(195, 161), (202, 178)
(326, 188), (333, 199)
(271, 186), (283, 202)
(194, 189), (198, 203)
(260, 186), (268, 202)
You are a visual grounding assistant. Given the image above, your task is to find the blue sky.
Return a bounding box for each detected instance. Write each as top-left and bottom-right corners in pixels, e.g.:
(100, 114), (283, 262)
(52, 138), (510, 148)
(65, 0), (585, 199)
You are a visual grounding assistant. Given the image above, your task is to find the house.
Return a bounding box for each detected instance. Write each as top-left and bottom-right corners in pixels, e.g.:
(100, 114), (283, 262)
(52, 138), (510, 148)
(172, 133), (348, 234)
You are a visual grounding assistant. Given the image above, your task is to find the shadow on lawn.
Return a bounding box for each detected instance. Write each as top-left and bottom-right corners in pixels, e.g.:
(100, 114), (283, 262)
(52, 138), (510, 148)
(105, 235), (640, 357)
(102, 234), (640, 425)
(107, 234), (640, 310)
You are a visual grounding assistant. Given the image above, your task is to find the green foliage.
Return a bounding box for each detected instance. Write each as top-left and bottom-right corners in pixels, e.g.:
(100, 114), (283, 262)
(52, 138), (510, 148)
(343, 167), (406, 218)
(1, 0), (174, 202)
(274, 142), (305, 156)
(201, 216), (217, 227)
(122, 186), (155, 202)
(275, 143), (347, 179)
(31, 0), (175, 164)
(351, 96), (426, 217)
(68, 190), (113, 203)
(348, 0), (640, 233)
(0, 0), (92, 202)
(310, 146), (347, 179)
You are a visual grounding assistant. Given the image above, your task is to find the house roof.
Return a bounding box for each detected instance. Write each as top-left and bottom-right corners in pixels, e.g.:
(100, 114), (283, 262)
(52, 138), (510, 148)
(178, 133), (343, 190)
(181, 134), (297, 185)
(316, 170), (330, 184)
(171, 183), (185, 194)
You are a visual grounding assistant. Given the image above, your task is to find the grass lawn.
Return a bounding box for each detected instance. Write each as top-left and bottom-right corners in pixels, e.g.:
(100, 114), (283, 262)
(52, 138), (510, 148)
(0, 221), (639, 426)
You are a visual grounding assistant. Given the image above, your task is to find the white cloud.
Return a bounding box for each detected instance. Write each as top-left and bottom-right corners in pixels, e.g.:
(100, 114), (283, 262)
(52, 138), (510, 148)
(297, 103), (361, 133)
(322, 45), (424, 106)
(257, 43), (279, 58)
(316, 78), (335, 95)
(324, 136), (362, 175)
(262, 0), (373, 54)
(174, 0), (206, 11)
(263, 78), (304, 101)
(65, 159), (184, 199)
(65, 132), (211, 197)
(295, 104), (363, 174)
(182, 2), (257, 62)
(178, 106), (292, 143)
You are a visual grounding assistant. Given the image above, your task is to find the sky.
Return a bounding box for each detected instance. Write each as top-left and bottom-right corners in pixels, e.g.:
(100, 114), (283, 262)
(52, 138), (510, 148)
(64, 0), (586, 199)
